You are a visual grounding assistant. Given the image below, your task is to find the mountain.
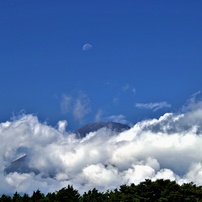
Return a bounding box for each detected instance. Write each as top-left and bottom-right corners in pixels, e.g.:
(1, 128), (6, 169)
(4, 155), (39, 175)
(75, 122), (130, 138)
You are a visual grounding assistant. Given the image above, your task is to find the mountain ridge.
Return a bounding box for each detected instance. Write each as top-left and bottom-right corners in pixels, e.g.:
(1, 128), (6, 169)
(74, 121), (130, 138)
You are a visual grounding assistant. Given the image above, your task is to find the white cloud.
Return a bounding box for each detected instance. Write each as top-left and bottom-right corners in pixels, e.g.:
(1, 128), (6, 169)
(154, 169), (178, 181)
(2, 100), (202, 195)
(82, 164), (121, 189)
(57, 120), (67, 133)
(123, 164), (156, 184)
(135, 101), (171, 111)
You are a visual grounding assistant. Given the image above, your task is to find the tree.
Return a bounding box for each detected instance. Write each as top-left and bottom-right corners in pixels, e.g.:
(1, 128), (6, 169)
(0, 194), (12, 202)
(81, 188), (108, 202)
(31, 189), (44, 202)
(45, 192), (57, 202)
(12, 192), (22, 202)
(21, 193), (30, 202)
(55, 185), (80, 202)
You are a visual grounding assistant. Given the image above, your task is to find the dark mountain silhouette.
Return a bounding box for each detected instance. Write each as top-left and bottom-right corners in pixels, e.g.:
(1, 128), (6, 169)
(75, 122), (130, 138)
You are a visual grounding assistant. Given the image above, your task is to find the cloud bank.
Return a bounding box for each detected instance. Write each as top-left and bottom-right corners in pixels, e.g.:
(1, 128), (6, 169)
(1, 100), (202, 195)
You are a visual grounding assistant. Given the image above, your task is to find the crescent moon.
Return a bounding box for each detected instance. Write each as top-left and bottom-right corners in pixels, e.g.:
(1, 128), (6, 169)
(82, 43), (93, 51)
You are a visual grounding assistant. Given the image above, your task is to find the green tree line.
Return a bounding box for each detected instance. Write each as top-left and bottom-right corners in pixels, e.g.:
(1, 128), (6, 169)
(1, 179), (202, 202)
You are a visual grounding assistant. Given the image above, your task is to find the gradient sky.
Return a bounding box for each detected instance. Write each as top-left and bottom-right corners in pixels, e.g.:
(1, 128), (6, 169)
(1, 0), (202, 129)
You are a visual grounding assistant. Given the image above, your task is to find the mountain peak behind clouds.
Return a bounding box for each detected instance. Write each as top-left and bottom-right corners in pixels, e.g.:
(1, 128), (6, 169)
(75, 121), (130, 138)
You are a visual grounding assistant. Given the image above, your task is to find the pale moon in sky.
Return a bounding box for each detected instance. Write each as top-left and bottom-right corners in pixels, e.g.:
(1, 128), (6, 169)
(82, 43), (92, 51)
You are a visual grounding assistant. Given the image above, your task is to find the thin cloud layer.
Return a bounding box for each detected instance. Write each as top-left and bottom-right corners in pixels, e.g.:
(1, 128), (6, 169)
(1, 101), (202, 195)
(106, 114), (128, 124)
(135, 101), (171, 111)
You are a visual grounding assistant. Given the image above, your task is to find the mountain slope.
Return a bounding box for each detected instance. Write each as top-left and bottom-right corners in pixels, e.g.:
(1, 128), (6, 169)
(75, 122), (130, 138)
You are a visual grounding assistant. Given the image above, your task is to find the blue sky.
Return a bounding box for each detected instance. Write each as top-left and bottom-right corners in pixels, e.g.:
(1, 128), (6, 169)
(1, 0), (202, 129)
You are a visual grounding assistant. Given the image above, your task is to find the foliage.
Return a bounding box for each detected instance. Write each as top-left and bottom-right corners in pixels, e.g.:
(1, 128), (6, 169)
(55, 185), (80, 202)
(1, 179), (202, 202)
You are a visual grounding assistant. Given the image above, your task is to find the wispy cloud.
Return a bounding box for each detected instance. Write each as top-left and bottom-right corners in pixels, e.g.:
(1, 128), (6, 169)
(182, 91), (202, 112)
(135, 101), (171, 111)
(95, 109), (104, 122)
(106, 114), (128, 124)
(122, 84), (136, 94)
(73, 93), (91, 122)
(60, 92), (91, 123)
(122, 84), (130, 91)
(106, 82), (136, 106)
(112, 95), (120, 105)
(60, 94), (72, 114)
(132, 88), (136, 94)
(187, 91), (201, 105)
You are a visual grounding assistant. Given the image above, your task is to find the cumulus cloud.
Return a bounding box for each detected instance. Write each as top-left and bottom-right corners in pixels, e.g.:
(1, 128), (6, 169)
(135, 101), (171, 111)
(57, 120), (68, 133)
(2, 100), (202, 195)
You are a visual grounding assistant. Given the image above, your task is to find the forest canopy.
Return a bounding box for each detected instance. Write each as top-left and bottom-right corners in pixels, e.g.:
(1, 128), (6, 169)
(1, 179), (202, 202)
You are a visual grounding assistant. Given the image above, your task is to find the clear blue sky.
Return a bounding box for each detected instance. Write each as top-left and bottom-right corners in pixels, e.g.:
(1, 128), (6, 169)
(1, 0), (202, 129)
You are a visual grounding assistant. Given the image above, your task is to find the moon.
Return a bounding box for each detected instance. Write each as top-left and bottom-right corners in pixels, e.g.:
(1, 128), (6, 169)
(82, 43), (92, 51)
